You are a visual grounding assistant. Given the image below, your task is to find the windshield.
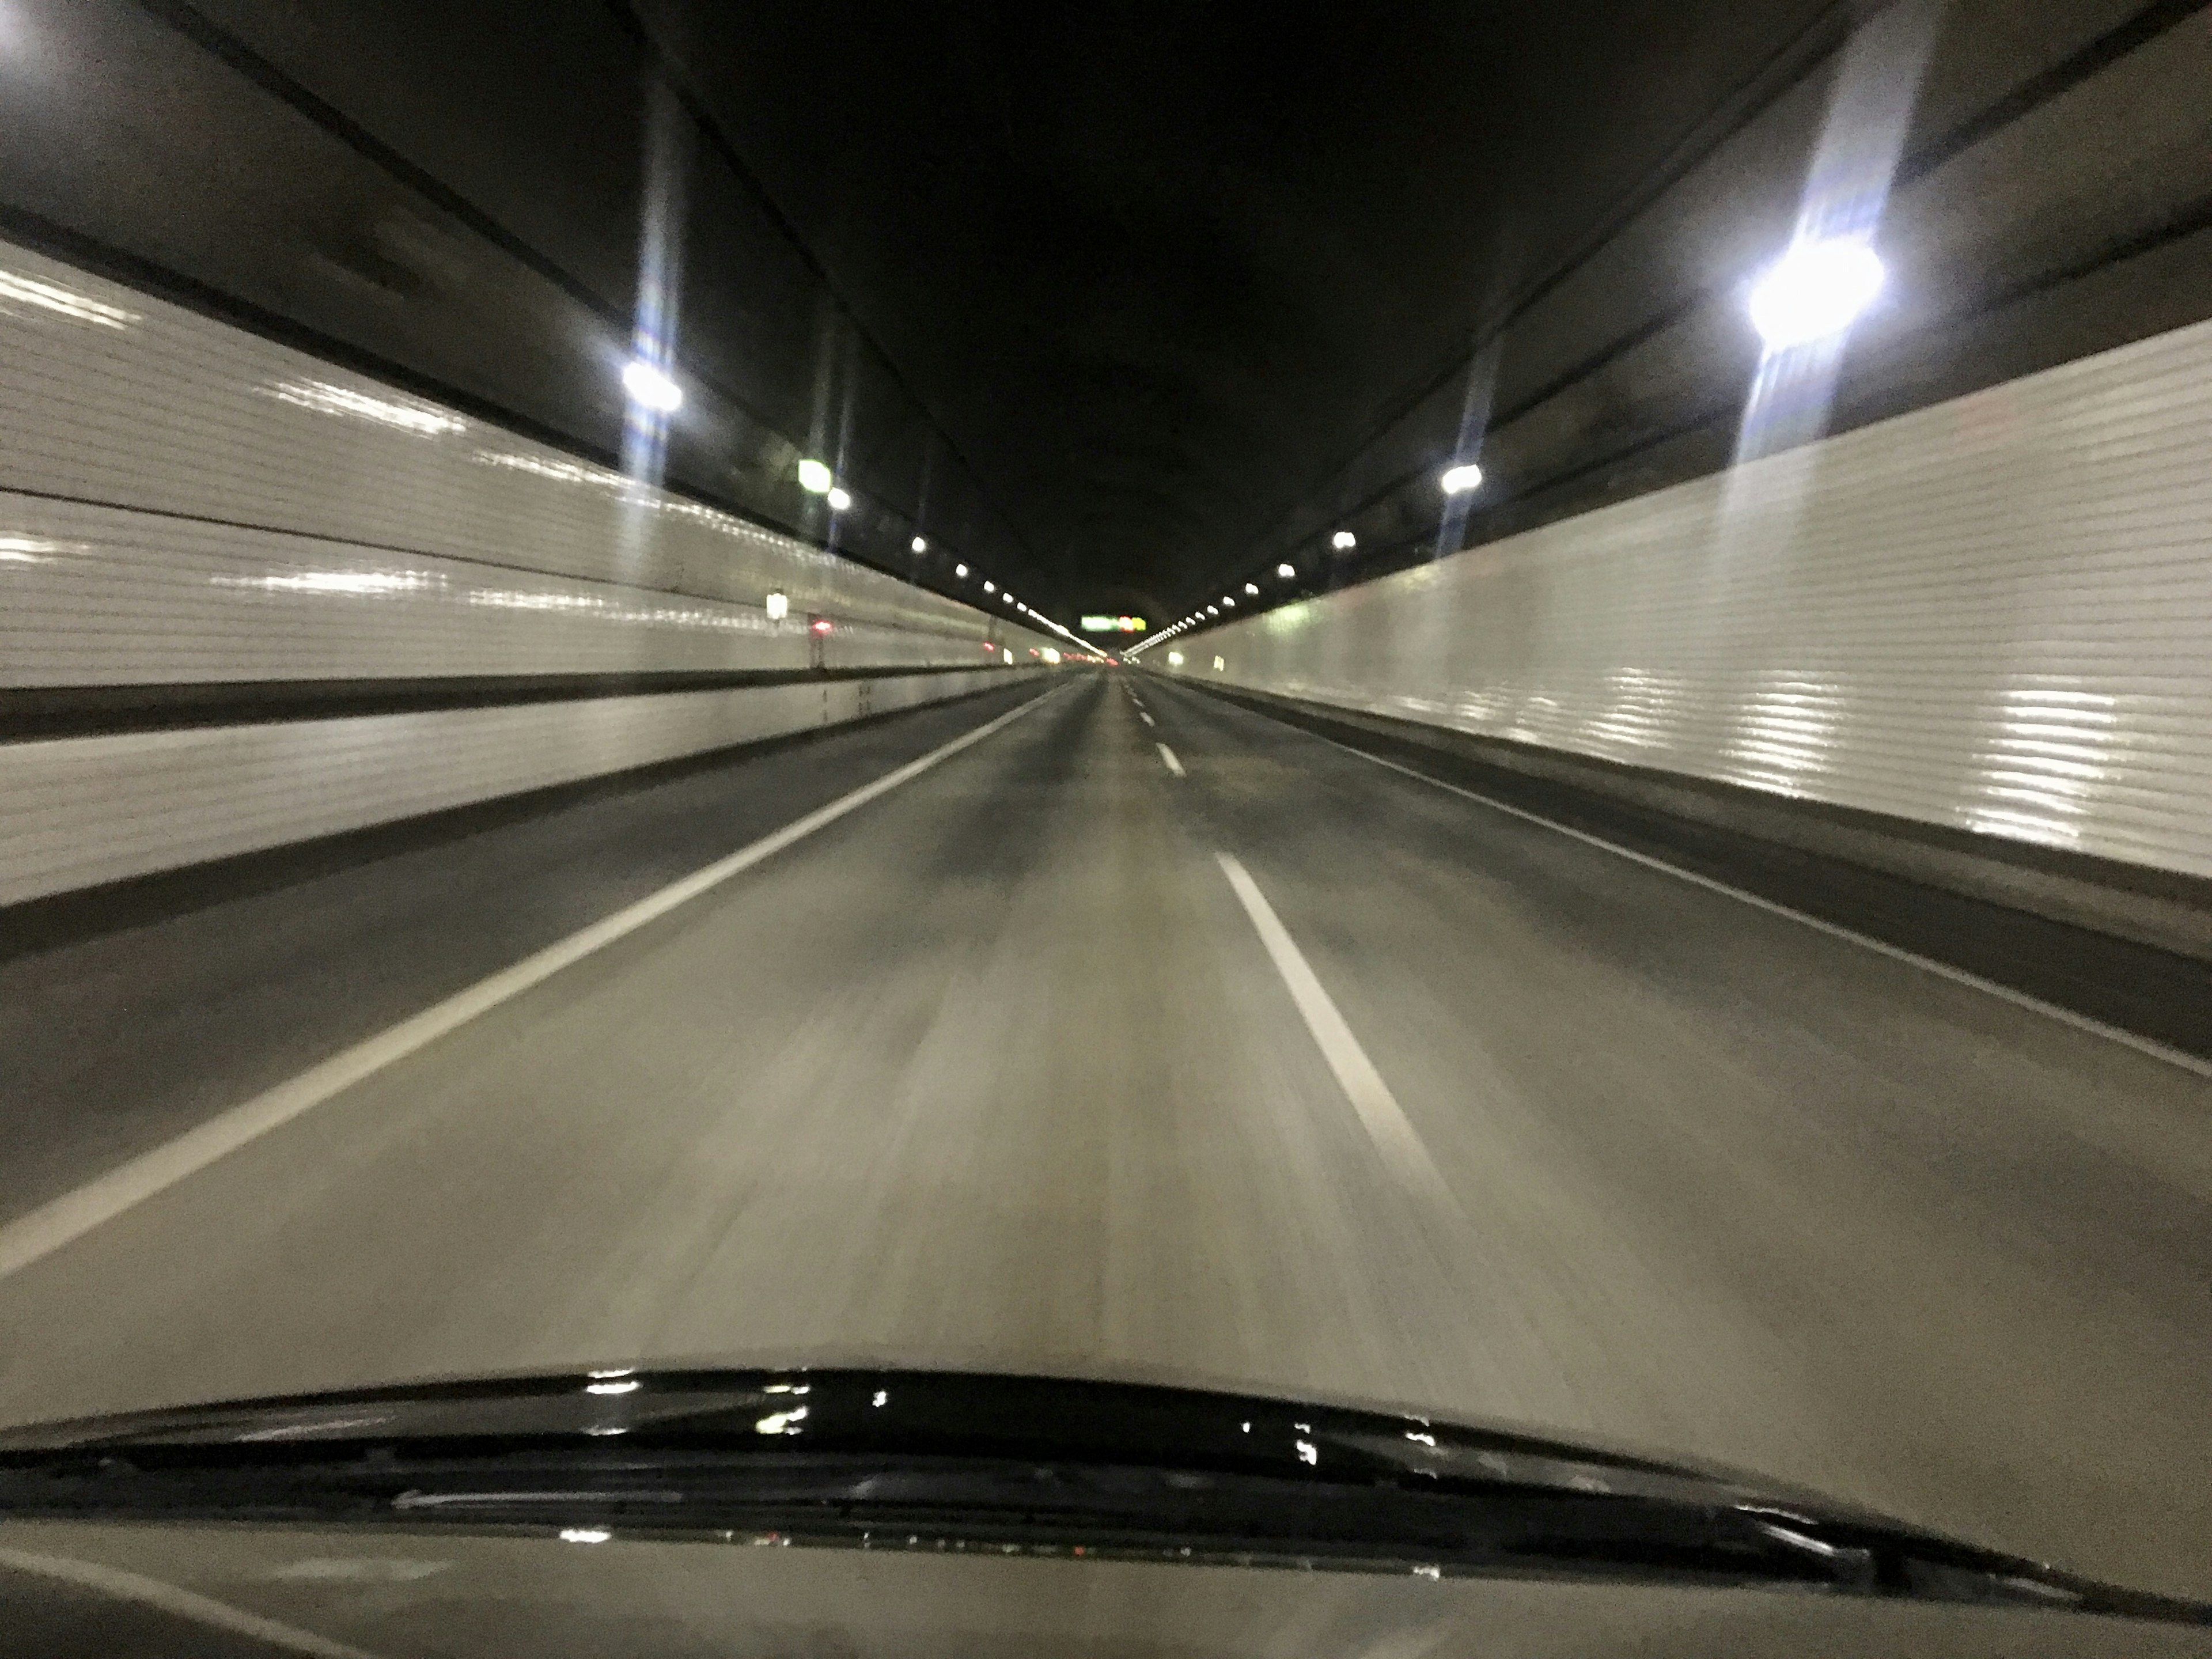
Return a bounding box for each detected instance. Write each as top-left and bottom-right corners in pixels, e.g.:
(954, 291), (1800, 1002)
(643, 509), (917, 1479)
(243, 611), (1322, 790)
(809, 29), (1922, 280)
(1, 0), (2209, 1620)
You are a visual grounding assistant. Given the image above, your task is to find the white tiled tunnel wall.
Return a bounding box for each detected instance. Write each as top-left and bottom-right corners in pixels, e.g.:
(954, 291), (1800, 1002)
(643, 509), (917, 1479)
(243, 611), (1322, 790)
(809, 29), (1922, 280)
(0, 236), (1058, 674)
(0, 239), (1060, 903)
(1164, 316), (2212, 880)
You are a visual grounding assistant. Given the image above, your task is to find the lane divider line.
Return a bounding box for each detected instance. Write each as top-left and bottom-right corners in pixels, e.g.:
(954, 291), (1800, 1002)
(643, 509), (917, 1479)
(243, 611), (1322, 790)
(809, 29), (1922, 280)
(0, 1548), (384, 1659)
(1215, 853), (1455, 1205)
(1258, 710), (2212, 1081)
(1156, 743), (1185, 777)
(0, 684), (1066, 1283)
(1140, 711), (1156, 726)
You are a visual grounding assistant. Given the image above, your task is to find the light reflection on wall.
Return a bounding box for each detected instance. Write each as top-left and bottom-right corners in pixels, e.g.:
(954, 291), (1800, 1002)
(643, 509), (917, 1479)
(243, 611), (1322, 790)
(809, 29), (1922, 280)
(1965, 683), (2118, 847)
(1725, 673), (1846, 796)
(1586, 668), (1681, 756)
(262, 380), (467, 438)
(212, 565), (794, 634)
(0, 268), (139, 329)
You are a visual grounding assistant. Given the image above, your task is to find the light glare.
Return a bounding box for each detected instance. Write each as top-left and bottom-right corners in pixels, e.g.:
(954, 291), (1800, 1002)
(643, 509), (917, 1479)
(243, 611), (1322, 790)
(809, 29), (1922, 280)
(764, 591), (789, 621)
(621, 359), (683, 414)
(911, 536), (927, 553)
(825, 486), (852, 511)
(1331, 531), (1356, 551)
(1748, 237), (1885, 350)
(1277, 563), (1296, 578)
(1440, 462), (1483, 495)
(797, 458), (834, 493)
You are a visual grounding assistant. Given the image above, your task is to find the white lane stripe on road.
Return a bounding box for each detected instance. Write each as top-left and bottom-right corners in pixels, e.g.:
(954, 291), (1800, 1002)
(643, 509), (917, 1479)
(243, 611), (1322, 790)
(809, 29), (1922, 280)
(1215, 853), (1455, 1205)
(0, 685), (1065, 1283)
(0, 1548), (386, 1659)
(1140, 711), (1156, 726)
(1156, 743), (1185, 777)
(1290, 723), (2212, 1081)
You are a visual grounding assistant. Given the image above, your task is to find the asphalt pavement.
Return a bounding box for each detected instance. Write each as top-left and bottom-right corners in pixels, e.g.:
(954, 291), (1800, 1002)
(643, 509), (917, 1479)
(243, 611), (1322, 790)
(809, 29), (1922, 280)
(1, 670), (2207, 1597)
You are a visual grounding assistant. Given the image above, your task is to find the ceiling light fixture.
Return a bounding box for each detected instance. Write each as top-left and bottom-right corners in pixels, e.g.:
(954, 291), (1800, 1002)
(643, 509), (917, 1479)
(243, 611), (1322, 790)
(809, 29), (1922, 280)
(1331, 531), (1356, 551)
(621, 360), (683, 414)
(825, 486), (852, 511)
(1440, 462), (1484, 495)
(797, 458), (834, 493)
(1747, 236), (1885, 350)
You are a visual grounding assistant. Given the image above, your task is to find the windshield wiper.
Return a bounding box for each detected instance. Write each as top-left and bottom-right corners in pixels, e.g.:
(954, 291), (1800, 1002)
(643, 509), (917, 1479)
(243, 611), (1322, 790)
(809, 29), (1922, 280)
(0, 1368), (2203, 1626)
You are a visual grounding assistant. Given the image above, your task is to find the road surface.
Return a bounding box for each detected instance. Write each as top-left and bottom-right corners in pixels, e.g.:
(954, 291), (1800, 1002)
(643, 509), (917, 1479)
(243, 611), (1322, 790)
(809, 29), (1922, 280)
(1, 671), (2207, 1596)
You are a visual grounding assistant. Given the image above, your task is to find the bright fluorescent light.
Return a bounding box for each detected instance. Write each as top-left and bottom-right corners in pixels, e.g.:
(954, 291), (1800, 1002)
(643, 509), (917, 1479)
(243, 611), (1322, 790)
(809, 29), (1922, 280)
(1748, 237), (1885, 350)
(1206, 605), (1218, 616)
(1441, 462), (1483, 494)
(1331, 530), (1356, 550)
(825, 486), (851, 511)
(955, 563), (969, 578)
(983, 580), (995, 593)
(1277, 563), (1296, 578)
(911, 536), (927, 553)
(764, 591), (789, 621)
(797, 458), (834, 493)
(622, 359), (683, 413)
(1243, 582), (1258, 595)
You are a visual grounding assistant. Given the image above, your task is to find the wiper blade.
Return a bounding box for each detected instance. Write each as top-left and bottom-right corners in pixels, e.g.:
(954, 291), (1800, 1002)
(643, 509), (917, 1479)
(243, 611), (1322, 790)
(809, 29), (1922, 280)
(1, 1367), (2205, 1626)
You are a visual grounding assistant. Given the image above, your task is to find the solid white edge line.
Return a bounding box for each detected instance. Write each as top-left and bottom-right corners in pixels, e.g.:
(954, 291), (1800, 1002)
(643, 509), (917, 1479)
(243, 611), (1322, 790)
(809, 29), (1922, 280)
(0, 1547), (388, 1659)
(0, 683), (1066, 1283)
(1156, 743), (1185, 777)
(1256, 709), (2212, 1081)
(1215, 853), (1454, 1204)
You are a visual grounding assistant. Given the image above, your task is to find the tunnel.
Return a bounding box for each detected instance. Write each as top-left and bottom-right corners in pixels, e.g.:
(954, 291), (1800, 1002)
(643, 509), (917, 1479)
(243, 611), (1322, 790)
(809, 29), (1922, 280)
(1, 0), (2210, 1619)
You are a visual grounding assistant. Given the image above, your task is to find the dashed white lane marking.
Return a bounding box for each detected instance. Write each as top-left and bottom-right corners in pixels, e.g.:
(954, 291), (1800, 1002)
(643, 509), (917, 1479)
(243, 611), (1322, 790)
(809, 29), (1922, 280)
(0, 686), (1066, 1283)
(1140, 711), (1156, 726)
(1156, 743), (1185, 777)
(1282, 717), (2212, 1081)
(1215, 853), (1454, 1204)
(0, 1548), (385, 1659)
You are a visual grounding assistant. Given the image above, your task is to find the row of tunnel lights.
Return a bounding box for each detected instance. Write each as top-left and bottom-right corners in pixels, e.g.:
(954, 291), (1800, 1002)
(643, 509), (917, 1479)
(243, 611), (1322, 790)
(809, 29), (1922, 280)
(622, 234), (1885, 662)
(619, 365), (1093, 648)
(1129, 235), (1887, 660)
(1126, 474), (1477, 659)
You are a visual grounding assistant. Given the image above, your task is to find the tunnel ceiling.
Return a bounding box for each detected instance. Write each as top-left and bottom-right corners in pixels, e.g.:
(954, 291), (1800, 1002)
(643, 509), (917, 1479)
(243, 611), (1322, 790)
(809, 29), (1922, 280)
(6, 1), (2208, 627)
(631, 0), (1839, 613)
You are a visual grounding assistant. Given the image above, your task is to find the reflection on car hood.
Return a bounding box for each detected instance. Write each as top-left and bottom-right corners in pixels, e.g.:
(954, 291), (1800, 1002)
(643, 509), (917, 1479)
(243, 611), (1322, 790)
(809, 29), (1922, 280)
(0, 1366), (2207, 1642)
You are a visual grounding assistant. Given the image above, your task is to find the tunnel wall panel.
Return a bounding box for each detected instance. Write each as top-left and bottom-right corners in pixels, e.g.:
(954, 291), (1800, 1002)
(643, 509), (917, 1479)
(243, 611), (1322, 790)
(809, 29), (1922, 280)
(0, 235), (1056, 661)
(0, 236), (1063, 905)
(0, 489), (1006, 685)
(0, 667), (1044, 907)
(1164, 315), (2212, 881)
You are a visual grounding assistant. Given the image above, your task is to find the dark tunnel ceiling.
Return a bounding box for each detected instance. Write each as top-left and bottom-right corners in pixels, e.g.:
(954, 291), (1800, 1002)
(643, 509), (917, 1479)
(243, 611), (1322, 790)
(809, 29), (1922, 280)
(636, 0), (1840, 609)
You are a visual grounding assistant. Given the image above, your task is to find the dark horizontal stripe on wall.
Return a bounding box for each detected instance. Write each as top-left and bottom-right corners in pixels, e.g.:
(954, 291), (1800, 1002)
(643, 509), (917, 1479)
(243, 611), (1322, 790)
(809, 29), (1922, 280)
(0, 675), (1043, 961)
(0, 664), (1018, 741)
